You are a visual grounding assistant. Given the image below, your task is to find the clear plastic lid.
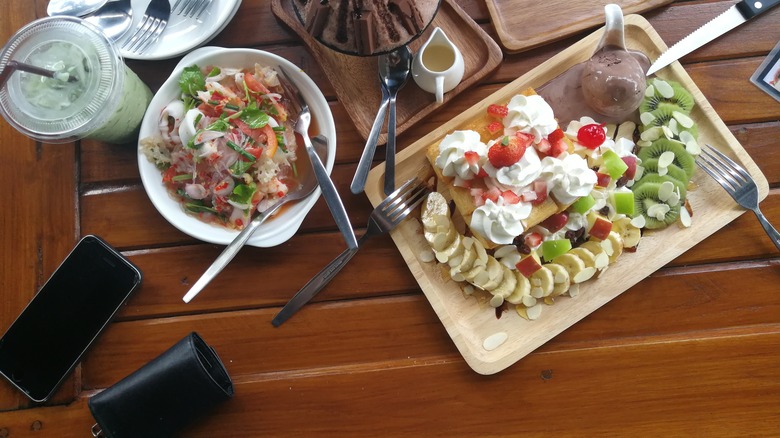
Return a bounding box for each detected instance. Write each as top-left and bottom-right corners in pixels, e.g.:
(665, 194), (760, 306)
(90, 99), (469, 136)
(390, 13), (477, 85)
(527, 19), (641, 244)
(0, 16), (124, 143)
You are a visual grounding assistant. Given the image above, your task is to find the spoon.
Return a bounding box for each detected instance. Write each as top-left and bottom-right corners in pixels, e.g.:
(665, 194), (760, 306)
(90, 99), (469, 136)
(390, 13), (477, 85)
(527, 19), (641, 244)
(350, 46), (412, 195)
(580, 4), (646, 118)
(182, 135), (329, 303)
(0, 60), (78, 88)
(381, 46), (412, 196)
(47, 0), (109, 17)
(84, 0), (133, 42)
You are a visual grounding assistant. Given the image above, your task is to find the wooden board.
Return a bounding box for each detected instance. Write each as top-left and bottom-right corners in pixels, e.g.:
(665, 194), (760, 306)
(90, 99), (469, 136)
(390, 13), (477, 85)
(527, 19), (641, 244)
(485, 0), (673, 53)
(363, 14), (769, 375)
(271, 0), (503, 143)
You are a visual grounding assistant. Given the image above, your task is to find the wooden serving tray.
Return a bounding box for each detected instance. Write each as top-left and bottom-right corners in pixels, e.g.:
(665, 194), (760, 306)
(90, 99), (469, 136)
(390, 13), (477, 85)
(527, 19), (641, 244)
(485, 0), (673, 53)
(363, 14), (769, 375)
(271, 0), (503, 143)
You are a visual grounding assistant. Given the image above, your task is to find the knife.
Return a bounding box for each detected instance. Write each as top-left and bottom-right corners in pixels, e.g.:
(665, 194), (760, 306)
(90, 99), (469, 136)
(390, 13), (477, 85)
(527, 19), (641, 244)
(646, 0), (780, 76)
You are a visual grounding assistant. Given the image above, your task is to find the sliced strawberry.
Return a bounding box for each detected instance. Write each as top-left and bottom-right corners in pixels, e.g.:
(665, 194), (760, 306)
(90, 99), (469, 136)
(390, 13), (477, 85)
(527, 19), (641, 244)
(475, 167), (488, 178)
(524, 232), (543, 248)
(515, 131), (535, 147)
(549, 138), (569, 157)
(530, 179), (548, 205)
(541, 212), (569, 233)
(482, 186), (502, 203)
(535, 138), (552, 155)
(486, 121), (503, 135)
(548, 128), (565, 144)
(487, 104), (508, 118)
(488, 136), (526, 168)
(464, 151), (480, 166)
(501, 190), (521, 204)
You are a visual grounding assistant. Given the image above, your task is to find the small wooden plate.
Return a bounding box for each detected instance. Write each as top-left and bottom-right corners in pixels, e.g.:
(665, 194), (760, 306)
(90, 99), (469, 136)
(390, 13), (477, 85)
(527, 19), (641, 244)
(485, 0), (673, 53)
(271, 0), (503, 144)
(364, 15), (768, 375)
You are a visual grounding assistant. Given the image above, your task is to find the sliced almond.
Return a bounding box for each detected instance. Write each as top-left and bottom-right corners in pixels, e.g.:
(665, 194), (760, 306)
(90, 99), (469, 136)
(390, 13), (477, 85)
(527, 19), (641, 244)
(572, 267), (597, 283)
(654, 79), (674, 98)
(483, 332), (508, 351)
(526, 303), (543, 320)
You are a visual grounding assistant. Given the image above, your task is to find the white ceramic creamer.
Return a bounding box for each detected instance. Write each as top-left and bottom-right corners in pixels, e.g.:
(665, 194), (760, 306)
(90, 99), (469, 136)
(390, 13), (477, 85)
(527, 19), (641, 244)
(411, 27), (464, 103)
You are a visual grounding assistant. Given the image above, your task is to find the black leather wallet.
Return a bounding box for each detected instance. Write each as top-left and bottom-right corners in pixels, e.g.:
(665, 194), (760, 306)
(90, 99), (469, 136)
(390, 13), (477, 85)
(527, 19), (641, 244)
(89, 332), (233, 438)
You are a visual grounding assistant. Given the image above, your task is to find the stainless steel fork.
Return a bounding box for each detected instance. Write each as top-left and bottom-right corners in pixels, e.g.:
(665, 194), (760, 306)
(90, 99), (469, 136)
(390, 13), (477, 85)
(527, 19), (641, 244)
(272, 178), (431, 326)
(697, 144), (780, 251)
(172, 0), (212, 19)
(276, 66), (358, 251)
(121, 0), (170, 54)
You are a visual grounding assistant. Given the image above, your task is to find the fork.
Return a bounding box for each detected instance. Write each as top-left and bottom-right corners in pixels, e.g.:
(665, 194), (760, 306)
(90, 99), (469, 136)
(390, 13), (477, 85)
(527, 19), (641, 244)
(171, 0), (212, 19)
(272, 178), (431, 326)
(697, 144), (780, 251)
(276, 66), (359, 250)
(121, 0), (170, 54)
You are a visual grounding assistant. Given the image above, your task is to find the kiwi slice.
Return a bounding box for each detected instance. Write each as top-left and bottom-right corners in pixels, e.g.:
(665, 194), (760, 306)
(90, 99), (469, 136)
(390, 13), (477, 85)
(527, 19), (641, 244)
(640, 103), (699, 138)
(637, 138), (696, 179)
(641, 158), (689, 185)
(640, 78), (694, 115)
(632, 182), (681, 229)
(632, 172), (687, 201)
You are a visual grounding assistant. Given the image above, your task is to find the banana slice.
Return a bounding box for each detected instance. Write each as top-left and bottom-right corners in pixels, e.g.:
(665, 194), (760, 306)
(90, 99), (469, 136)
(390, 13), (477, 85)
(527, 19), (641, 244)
(569, 247), (597, 268)
(605, 231), (625, 263)
(435, 233), (463, 263)
(552, 253), (585, 277)
(506, 271), (531, 304)
(578, 241), (610, 269)
(452, 237), (478, 274)
(612, 216), (641, 248)
(467, 257), (502, 290)
(545, 263), (571, 297)
(422, 192), (450, 228)
(530, 266), (554, 298)
(490, 266), (518, 298)
(431, 225), (458, 252)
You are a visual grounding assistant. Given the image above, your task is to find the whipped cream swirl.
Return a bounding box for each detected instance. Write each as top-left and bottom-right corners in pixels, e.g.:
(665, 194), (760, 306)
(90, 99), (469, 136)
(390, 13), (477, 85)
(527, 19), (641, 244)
(503, 94), (558, 144)
(540, 154), (597, 205)
(471, 197), (532, 244)
(435, 130), (487, 183)
(482, 142), (543, 188)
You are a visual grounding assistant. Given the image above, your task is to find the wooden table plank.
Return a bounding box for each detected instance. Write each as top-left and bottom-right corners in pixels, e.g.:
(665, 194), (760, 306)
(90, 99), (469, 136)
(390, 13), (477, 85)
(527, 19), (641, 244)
(2, 0), (779, 434)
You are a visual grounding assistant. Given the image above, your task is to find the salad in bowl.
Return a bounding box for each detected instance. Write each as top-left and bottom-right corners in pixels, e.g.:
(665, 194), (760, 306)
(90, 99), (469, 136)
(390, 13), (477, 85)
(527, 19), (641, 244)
(138, 47), (336, 247)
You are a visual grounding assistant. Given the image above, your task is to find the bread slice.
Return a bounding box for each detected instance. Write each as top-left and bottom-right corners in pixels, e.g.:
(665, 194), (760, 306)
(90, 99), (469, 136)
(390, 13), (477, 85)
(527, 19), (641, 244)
(426, 88), (572, 249)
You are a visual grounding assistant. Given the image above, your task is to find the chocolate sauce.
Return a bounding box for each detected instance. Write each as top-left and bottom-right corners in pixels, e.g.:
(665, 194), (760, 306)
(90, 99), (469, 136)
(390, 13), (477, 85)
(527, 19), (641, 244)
(537, 49), (650, 127)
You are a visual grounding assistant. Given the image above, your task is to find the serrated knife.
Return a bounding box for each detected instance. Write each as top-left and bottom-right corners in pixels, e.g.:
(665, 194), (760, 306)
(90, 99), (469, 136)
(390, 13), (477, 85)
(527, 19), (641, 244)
(647, 0), (780, 76)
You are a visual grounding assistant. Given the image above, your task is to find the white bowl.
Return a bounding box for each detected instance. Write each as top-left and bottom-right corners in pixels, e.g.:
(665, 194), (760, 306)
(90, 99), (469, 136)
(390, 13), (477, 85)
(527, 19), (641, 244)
(137, 47), (336, 247)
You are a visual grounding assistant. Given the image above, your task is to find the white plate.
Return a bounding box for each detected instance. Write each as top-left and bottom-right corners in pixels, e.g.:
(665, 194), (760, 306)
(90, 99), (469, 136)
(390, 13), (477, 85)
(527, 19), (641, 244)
(137, 47), (337, 247)
(120, 0), (241, 60)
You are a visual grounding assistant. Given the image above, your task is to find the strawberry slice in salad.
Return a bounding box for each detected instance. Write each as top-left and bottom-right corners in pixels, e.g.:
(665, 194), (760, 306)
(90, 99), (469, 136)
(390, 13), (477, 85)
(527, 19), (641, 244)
(141, 63), (300, 230)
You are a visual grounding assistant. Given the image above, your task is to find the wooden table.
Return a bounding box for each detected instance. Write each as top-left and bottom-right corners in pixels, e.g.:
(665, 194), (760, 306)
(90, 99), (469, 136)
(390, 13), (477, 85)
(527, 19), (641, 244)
(1, 0), (779, 435)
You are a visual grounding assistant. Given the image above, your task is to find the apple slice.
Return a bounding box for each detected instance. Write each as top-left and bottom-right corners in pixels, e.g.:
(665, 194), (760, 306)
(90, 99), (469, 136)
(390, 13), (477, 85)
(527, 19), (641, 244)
(602, 149), (629, 179)
(588, 216), (613, 241)
(570, 194), (596, 214)
(515, 253), (543, 277)
(611, 188), (635, 216)
(541, 239), (572, 262)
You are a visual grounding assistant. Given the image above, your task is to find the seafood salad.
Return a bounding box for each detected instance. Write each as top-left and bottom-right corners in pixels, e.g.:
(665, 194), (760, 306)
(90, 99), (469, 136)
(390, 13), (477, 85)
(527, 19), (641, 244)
(141, 63), (299, 230)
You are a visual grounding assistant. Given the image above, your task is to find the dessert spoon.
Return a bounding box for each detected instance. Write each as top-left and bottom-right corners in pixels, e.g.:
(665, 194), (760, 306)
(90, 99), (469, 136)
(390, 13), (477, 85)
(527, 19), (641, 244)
(351, 46), (412, 195)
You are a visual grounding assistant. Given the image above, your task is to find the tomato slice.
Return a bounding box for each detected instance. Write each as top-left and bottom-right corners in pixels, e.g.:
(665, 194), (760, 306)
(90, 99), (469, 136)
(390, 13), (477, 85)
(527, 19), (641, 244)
(244, 72), (270, 94)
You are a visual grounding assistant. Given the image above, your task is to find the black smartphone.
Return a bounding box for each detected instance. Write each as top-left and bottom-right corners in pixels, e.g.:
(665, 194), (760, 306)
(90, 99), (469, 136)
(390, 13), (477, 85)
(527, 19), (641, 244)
(0, 235), (142, 402)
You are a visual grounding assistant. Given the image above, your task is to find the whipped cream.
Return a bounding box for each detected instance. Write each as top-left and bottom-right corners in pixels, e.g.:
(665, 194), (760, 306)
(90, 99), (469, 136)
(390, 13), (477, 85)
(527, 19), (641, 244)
(503, 94), (558, 144)
(482, 142), (543, 188)
(435, 130), (487, 184)
(540, 154), (597, 205)
(471, 197), (532, 244)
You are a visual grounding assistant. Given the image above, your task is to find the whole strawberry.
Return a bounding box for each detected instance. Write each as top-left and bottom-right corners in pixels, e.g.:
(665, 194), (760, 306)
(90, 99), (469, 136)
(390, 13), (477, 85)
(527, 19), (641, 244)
(488, 135), (527, 167)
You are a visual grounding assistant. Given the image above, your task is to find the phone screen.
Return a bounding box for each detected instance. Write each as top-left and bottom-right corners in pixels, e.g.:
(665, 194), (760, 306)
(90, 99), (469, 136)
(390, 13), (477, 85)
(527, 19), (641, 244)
(0, 235), (141, 402)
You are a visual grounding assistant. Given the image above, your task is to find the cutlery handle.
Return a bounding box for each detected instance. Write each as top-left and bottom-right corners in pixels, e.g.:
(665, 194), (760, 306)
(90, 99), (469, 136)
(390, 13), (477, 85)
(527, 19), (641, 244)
(384, 94), (398, 196)
(304, 136), (359, 250)
(182, 201), (284, 303)
(736, 0), (780, 19)
(351, 87), (390, 194)
(753, 207), (780, 251)
(272, 246), (360, 326)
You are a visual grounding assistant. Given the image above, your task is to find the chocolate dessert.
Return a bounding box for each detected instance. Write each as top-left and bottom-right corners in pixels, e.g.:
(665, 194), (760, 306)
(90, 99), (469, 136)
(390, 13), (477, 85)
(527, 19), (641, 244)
(293, 0), (441, 56)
